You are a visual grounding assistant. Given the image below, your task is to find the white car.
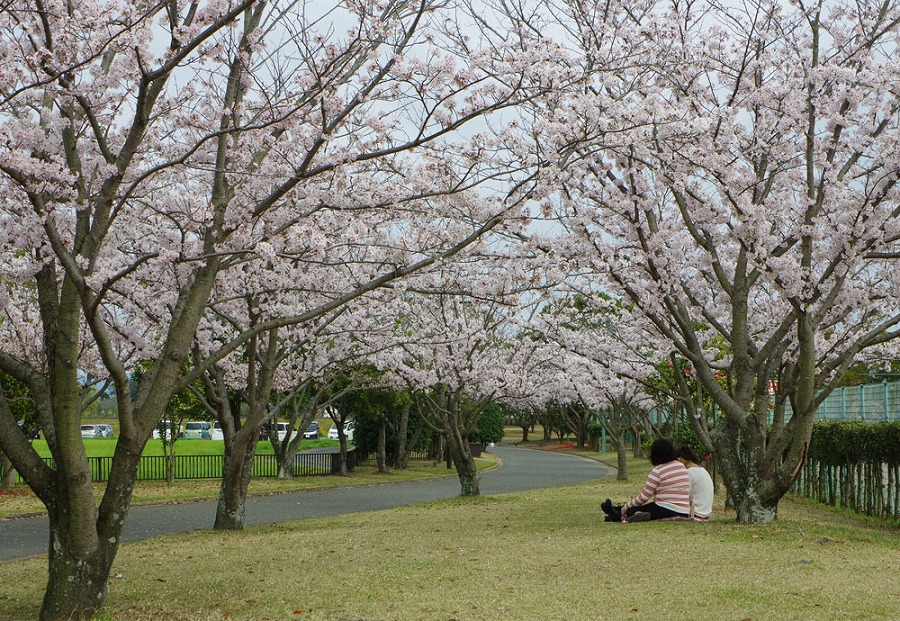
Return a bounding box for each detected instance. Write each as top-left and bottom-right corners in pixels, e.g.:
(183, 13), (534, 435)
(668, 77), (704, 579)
(327, 421), (354, 441)
(210, 421), (224, 441)
(183, 421), (212, 439)
(272, 421), (293, 441)
(81, 424), (114, 438)
(152, 421), (182, 440)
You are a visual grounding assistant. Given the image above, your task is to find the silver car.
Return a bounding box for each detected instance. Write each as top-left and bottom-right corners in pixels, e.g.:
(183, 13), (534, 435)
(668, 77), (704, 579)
(81, 424), (113, 438)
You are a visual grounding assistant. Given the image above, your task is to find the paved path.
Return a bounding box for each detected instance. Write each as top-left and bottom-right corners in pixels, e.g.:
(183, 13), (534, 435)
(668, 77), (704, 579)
(0, 445), (613, 562)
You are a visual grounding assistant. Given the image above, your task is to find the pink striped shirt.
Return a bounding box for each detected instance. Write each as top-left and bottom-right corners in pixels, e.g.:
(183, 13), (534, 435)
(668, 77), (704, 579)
(621, 460), (691, 515)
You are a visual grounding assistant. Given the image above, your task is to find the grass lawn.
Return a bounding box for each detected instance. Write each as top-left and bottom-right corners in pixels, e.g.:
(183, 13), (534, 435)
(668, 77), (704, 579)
(1, 450), (897, 621)
(29, 426), (338, 459)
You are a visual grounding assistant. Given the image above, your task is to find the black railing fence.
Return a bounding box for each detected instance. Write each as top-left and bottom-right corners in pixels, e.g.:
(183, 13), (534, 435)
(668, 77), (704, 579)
(16, 449), (361, 484)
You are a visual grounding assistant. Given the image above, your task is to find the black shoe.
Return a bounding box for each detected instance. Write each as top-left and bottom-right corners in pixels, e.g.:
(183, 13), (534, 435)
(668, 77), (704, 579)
(604, 515), (617, 522)
(600, 498), (613, 515)
(627, 511), (652, 523)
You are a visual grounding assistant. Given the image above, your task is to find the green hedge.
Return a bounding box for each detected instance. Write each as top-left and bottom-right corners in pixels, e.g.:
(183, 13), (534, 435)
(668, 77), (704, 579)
(797, 420), (900, 522)
(808, 421), (900, 466)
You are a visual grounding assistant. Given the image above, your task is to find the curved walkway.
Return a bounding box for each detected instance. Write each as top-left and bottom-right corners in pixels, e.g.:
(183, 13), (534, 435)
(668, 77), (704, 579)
(0, 445), (614, 562)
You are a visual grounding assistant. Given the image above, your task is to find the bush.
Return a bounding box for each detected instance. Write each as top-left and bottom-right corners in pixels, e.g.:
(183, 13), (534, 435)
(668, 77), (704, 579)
(808, 420), (900, 466)
(471, 402), (505, 446)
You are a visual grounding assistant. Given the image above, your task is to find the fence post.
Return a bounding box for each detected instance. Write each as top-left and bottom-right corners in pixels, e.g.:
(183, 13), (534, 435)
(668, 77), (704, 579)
(860, 384), (865, 421)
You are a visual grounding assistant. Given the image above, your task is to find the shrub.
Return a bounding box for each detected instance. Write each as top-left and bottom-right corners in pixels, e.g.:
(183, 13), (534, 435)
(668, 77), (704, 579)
(471, 402), (505, 446)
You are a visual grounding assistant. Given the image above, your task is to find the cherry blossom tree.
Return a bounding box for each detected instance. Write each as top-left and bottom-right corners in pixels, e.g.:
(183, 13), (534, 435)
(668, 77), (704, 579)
(192, 302), (385, 529)
(0, 0), (553, 617)
(525, 293), (660, 475)
(530, 0), (900, 522)
(381, 263), (545, 495)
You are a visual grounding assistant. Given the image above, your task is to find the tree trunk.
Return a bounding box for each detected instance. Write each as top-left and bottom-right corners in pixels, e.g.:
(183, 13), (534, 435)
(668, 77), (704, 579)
(39, 433), (146, 621)
(276, 433), (304, 479)
(399, 410), (423, 469)
(707, 418), (806, 524)
(394, 403), (410, 468)
(39, 507), (118, 621)
(576, 422), (588, 449)
(428, 432), (443, 463)
(41, 525), (113, 621)
(165, 450), (175, 486)
(519, 424), (530, 442)
(446, 426), (479, 496)
(1, 451), (14, 488)
(376, 416), (388, 473)
(615, 433), (628, 481)
(214, 429), (259, 530)
(337, 436), (349, 475)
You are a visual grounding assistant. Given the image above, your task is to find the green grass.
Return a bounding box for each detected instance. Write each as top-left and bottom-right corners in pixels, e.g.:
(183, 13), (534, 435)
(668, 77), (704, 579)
(0, 453), (897, 621)
(29, 428), (338, 459)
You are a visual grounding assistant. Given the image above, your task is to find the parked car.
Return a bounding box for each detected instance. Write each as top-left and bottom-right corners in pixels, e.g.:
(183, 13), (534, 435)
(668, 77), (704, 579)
(17, 421), (40, 439)
(183, 421), (212, 439)
(273, 421), (293, 441)
(152, 420), (182, 440)
(302, 421), (320, 439)
(327, 421), (354, 441)
(210, 421), (224, 441)
(80, 424), (113, 438)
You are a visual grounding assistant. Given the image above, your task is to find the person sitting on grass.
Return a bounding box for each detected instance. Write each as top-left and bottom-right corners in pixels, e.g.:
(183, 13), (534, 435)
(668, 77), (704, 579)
(600, 438), (691, 523)
(675, 445), (714, 521)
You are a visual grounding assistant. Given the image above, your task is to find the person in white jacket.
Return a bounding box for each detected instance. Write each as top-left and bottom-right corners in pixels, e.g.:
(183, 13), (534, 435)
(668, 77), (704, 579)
(675, 445), (714, 520)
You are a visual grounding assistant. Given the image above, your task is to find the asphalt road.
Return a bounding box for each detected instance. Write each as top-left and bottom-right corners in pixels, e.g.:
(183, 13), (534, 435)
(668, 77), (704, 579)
(0, 445), (614, 563)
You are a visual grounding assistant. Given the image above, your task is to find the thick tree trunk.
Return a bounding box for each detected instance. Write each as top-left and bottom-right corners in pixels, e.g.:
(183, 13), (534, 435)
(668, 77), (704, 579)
(708, 418), (809, 524)
(42, 548), (111, 620)
(41, 509), (115, 621)
(731, 487), (779, 523)
(214, 430), (259, 530)
(40, 435), (144, 621)
(446, 427), (479, 496)
(276, 434), (304, 479)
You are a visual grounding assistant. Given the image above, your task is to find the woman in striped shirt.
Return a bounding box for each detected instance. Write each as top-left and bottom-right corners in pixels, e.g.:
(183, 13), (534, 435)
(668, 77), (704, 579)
(600, 438), (691, 523)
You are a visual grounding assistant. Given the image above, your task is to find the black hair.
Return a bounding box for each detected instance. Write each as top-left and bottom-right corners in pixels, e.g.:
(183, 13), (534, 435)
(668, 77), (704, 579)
(649, 438), (677, 466)
(675, 445), (699, 464)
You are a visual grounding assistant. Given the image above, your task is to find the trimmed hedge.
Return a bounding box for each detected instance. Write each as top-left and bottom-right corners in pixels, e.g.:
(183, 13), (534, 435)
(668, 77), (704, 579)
(796, 421), (900, 521)
(808, 421), (900, 466)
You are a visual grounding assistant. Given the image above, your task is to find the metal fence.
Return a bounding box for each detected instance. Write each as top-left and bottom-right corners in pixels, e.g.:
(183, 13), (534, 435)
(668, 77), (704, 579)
(781, 381), (900, 422)
(16, 449), (361, 484)
(650, 381), (900, 425)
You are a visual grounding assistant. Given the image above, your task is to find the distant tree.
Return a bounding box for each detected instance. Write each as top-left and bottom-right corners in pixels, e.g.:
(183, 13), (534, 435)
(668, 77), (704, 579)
(472, 402), (506, 447)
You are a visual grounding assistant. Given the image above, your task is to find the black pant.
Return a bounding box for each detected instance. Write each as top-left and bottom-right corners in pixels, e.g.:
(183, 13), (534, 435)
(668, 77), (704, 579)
(603, 502), (688, 521)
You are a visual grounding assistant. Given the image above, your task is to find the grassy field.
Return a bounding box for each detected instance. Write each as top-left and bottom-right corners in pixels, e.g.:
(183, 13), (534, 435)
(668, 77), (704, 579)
(1, 449), (897, 621)
(30, 420), (339, 459)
